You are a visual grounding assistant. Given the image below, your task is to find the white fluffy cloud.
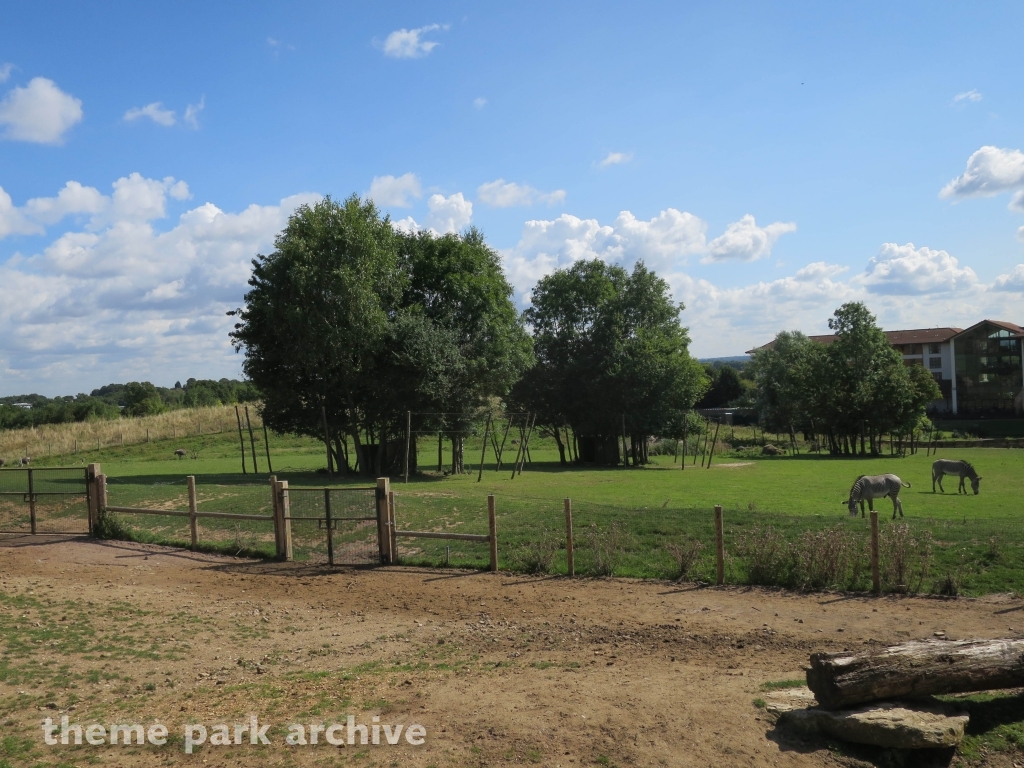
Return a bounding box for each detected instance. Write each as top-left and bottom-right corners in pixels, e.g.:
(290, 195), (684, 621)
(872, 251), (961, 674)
(23, 181), (107, 225)
(396, 193), (473, 235)
(473, 97), (487, 109)
(0, 77), (83, 144)
(0, 186), (43, 238)
(0, 64), (13, 83)
(368, 173), (421, 207)
(598, 151), (632, 167)
(381, 24), (447, 58)
(993, 264), (1024, 292)
(477, 179), (566, 208)
(861, 243), (978, 295)
(124, 102), (176, 126)
(702, 214), (797, 263)
(0, 174), (319, 392)
(941, 146), (1024, 200)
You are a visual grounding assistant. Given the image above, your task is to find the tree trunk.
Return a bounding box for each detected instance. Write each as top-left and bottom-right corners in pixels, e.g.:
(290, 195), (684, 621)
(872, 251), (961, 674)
(807, 639), (1024, 710)
(552, 428), (566, 465)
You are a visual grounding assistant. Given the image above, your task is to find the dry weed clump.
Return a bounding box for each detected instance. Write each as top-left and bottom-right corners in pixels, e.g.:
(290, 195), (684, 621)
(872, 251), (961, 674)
(509, 538), (560, 575)
(579, 522), (628, 577)
(0, 404), (259, 460)
(666, 539), (705, 581)
(733, 525), (792, 586)
(879, 523), (932, 594)
(734, 525), (868, 590)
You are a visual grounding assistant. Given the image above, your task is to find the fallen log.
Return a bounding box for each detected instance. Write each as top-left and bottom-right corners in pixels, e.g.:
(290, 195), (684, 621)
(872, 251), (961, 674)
(807, 638), (1024, 710)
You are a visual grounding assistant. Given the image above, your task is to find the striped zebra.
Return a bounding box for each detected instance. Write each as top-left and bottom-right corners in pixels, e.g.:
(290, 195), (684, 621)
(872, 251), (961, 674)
(844, 474), (910, 519)
(932, 459), (982, 495)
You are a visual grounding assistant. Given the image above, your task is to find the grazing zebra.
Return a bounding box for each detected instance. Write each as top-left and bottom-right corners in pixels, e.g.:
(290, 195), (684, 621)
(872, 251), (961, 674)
(932, 459), (982, 495)
(845, 474), (911, 519)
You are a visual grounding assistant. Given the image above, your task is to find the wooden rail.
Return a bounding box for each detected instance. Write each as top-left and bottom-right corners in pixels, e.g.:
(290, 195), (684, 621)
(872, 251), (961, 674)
(394, 530), (490, 543)
(104, 505), (272, 521)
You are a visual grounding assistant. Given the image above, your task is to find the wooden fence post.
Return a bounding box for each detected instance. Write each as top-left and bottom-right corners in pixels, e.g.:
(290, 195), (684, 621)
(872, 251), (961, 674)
(87, 463), (101, 534)
(388, 491), (397, 564)
(234, 406), (247, 475)
(187, 475), (198, 551)
(477, 414), (492, 482)
(376, 477), (391, 564)
(270, 475), (282, 557)
(404, 410), (411, 484)
(564, 498), (574, 577)
(714, 504), (725, 586)
(97, 474), (107, 513)
(870, 510), (880, 593)
(280, 481), (292, 561)
(488, 495), (498, 572)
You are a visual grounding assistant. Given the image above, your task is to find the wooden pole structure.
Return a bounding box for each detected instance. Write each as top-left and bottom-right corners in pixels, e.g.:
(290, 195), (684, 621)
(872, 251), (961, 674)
(187, 475), (198, 551)
(714, 504), (725, 585)
(376, 477), (391, 565)
(488, 495), (498, 572)
(707, 420), (721, 468)
(870, 510), (880, 593)
(681, 413), (688, 471)
(234, 406), (247, 474)
(403, 410), (411, 484)
(516, 414), (536, 477)
(262, 422), (273, 474)
(279, 480), (292, 560)
(693, 422), (702, 465)
(270, 475), (282, 557)
(564, 497), (574, 577)
(245, 406), (259, 474)
(87, 463), (101, 534)
(321, 405), (333, 479)
(477, 414), (492, 482)
(495, 415), (514, 471)
(509, 416), (526, 480)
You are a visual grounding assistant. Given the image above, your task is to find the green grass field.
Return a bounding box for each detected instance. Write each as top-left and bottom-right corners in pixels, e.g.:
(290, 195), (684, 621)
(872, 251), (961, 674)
(8, 425), (1024, 594)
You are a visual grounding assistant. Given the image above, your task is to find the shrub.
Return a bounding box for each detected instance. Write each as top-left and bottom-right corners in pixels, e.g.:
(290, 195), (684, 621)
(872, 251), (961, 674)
(666, 539), (705, 581)
(733, 526), (792, 586)
(93, 510), (132, 541)
(933, 549), (972, 597)
(879, 523), (932, 594)
(791, 527), (865, 591)
(509, 538), (559, 575)
(579, 522), (628, 577)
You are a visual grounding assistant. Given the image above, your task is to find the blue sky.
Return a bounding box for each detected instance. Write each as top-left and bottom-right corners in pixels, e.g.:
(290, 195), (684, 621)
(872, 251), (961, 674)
(2, 1), (1023, 395)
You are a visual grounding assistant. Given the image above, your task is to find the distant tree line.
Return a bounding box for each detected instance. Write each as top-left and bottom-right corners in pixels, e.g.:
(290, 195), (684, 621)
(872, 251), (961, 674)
(748, 302), (941, 455)
(0, 378), (259, 430)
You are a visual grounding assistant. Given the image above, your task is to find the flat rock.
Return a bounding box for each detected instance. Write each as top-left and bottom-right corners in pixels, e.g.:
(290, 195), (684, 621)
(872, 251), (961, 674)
(763, 686), (818, 715)
(779, 699), (968, 749)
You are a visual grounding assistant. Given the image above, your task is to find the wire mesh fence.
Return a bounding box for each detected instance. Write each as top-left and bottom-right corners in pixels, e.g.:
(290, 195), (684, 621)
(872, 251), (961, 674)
(286, 487), (379, 565)
(0, 467), (90, 534)
(389, 488), (1024, 594)
(104, 474), (277, 557)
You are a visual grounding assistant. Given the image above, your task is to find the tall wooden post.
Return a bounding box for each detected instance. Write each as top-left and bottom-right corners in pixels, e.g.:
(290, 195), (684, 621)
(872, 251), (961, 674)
(707, 420), (721, 469)
(96, 474), (107, 513)
(621, 414), (628, 469)
(87, 463), (101, 534)
(324, 488), (335, 566)
(516, 414), (536, 476)
(270, 475), (282, 557)
(714, 505), (725, 586)
(376, 477), (391, 565)
(187, 475), (198, 551)
(564, 497), (574, 577)
(477, 414), (492, 483)
(403, 410), (412, 484)
(870, 510), (880, 593)
(681, 414), (688, 471)
(437, 431), (443, 473)
(495, 415), (513, 471)
(234, 406), (247, 474)
(279, 481), (292, 561)
(245, 406), (259, 474)
(488, 495), (498, 572)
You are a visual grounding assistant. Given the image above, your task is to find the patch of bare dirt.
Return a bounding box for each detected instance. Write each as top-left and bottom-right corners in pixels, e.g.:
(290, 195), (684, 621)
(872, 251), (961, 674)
(1, 534), (1021, 767)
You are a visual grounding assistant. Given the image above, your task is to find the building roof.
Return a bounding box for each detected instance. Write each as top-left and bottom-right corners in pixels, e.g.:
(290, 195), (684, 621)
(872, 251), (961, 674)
(951, 319), (1024, 340)
(746, 327), (963, 354)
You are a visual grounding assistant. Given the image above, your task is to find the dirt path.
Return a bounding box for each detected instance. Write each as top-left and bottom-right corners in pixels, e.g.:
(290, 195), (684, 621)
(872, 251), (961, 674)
(2, 535), (1021, 767)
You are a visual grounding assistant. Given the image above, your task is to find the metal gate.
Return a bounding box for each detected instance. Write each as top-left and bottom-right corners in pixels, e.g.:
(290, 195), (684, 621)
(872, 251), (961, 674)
(0, 467), (91, 534)
(286, 486), (379, 565)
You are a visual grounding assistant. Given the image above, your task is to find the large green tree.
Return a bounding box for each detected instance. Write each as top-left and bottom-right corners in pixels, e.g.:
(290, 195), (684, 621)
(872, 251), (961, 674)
(229, 195), (531, 475)
(511, 259), (707, 465)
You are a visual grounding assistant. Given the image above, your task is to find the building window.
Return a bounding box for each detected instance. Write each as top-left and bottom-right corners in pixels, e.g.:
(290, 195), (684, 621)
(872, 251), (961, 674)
(929, 357), (942, 370)
(928, 343), (941, 354)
